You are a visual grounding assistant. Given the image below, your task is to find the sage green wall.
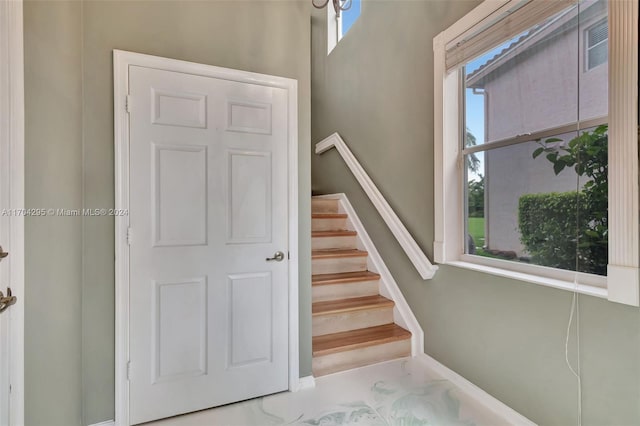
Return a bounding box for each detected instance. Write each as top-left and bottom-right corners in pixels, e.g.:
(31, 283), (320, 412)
(24, 1), (84, 425)
(310, 2), (640, 425)
(24, 1), (311, 424)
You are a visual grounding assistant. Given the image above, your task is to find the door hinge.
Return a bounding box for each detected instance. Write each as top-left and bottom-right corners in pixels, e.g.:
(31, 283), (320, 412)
(127, 227), (133, 246)
(126, 361), (131, 380)
(125, 95), (132, 113)
(288, 251), (290, 260)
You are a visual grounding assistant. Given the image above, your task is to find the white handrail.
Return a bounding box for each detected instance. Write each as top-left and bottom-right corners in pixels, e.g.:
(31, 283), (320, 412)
(315, 133), (438, 280)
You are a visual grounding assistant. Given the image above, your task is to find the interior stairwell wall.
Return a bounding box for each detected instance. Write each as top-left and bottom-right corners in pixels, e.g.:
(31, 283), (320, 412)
(24, 1), (312, 424)
(310, 2), (640, 425)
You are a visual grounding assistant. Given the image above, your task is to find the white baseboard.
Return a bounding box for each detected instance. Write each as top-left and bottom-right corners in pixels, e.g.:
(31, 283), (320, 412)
(417, 354), (536, 426)
(294, 375), (316, 391)
(88, 421), (115, 426)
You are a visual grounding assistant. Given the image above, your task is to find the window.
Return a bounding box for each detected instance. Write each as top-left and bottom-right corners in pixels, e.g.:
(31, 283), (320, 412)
(327, 0), (361, 54)
(434, 0), (639, 306)
(586, 20), (608, 70)
(464, 2), (608, 275)
(340, 0), (361, 38)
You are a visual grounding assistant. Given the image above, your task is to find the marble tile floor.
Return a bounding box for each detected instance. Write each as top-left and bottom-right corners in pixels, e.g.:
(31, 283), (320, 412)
(146, 357), (527, 426)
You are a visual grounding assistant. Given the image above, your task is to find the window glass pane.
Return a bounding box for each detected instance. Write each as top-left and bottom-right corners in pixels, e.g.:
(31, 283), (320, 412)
(585, 17), (609, 72)
(465, 127), (608, 275)
(466, 136), (576, 269)
(587, 20), (607, 47)
(587, 43), (607, 69)
(341, 0), (360, 37)
(463, 0), (608, 276)
(575, 126), (608, 275)
(465, 3), (587, 143)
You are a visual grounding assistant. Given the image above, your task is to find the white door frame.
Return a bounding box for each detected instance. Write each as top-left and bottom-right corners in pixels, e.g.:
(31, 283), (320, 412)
(0, 0), (25, 424)
(113, 50), (299, 426)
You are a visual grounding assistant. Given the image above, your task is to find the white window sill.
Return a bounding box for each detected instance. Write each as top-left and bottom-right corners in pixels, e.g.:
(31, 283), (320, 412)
(446, 259), (608, 299)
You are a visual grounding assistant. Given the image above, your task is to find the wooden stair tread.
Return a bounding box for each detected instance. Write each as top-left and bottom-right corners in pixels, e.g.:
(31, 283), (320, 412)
(312, 213), (348, 219)
(312, 271), (381, 286)
(313, 324), (411, 357)
(313, 295), (393, 316)
(312, 230), (357, 237)
(312, 249), (368, 259)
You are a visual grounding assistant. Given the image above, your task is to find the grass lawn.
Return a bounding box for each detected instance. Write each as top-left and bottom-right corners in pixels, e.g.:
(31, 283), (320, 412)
(467, 216), (517, 260)
(467, 217), (485, 247)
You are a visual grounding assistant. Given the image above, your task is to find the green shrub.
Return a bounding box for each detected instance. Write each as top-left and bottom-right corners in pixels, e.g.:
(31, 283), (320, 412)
(518, 192), (606, 275)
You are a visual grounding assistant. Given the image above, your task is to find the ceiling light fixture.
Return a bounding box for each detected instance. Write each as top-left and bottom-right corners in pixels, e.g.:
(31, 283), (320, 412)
(312, 0), (353, 17)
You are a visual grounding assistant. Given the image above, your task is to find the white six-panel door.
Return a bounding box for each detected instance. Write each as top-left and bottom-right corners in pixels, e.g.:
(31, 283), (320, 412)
(128, 65), (290, 424)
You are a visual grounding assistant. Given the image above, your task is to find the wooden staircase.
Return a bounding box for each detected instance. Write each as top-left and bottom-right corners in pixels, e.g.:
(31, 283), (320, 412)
(311, 197), (411, 376)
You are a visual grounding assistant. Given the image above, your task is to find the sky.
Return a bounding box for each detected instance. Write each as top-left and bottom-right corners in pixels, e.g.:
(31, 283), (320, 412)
(341, 0), (361, 36)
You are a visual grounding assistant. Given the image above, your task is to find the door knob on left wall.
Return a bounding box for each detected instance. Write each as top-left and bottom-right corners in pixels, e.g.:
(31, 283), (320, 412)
(0, 288), (16, 313)
(0, 245), (8, 260)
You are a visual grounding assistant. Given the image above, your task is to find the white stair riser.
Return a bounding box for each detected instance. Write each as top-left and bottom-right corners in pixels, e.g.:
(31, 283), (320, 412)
(312, 280), (379, 303)
(313, 307), (393, 337)
(312, 256), (367, 275)
(312, 218), (347, 231)
(312, 199), (339, 214)
(312, 235), (357, 250)
(312, 339), (411, 377)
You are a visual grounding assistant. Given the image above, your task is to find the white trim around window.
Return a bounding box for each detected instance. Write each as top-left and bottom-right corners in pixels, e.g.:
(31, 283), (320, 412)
(327, 4), (340, 54)
(433, 0), (639, 306)
(585, 18), (608, 71)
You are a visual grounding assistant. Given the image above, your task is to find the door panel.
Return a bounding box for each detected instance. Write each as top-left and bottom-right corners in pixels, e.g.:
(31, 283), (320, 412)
(228, 150), (272, 243)
(153, 277), (208, 382)
(151, 89), (207, 128)
(153, 144), (208, 246)
(226, 100), (272, 134)
(228, 272), (273, 367)
(129, 65), (289, 424)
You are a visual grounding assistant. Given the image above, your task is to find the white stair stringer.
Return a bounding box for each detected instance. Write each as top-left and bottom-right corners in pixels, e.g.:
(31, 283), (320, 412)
(314, 193), (425, 357)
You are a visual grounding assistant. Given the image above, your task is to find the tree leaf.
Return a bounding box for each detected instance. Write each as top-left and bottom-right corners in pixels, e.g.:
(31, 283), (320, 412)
(532, 147), (545, 159)
(553, 161), (565, 175)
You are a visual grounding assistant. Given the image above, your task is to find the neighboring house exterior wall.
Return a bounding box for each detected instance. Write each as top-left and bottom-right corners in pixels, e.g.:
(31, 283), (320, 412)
(469, 1), (608, 255)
